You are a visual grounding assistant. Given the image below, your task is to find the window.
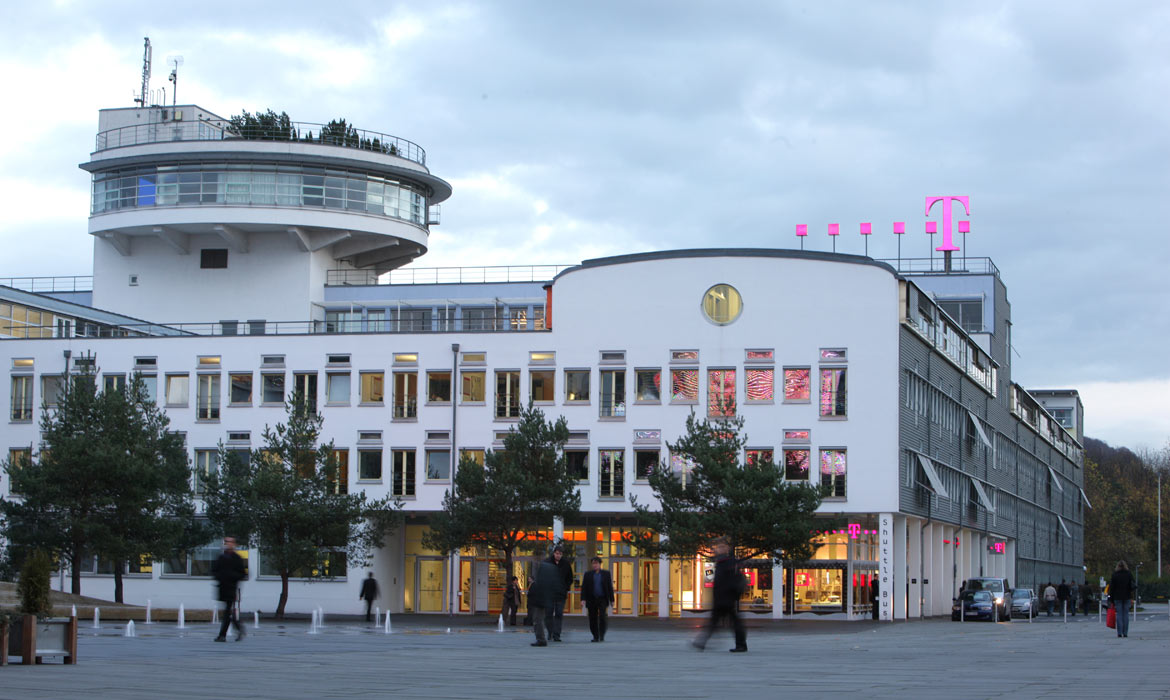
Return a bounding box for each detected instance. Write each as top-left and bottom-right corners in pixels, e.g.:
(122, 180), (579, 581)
(565, 370), (590, 402)
(229, 372), (252, 404)
(196, 374), (221, 420)
(165, 373), (189, 406)
(103, 374), (126, 393)
(427, 371), (451, 402)
(293, 372), (317, 415)
(635, 450), (659, 480)
(635, 369), (661, 403)
(426, 449), (451, 480)
(820, 449), (846, 498)
(326, 372), (350, 404)
(463, 307), (495, 331)
(367, 310), (386, 332)
(461, 351), (486, 364)
(360, 372), (385, 404)
(393, 372), (418, 418)
(42, 375), (64, 408)
(194, 449), (217, 495)
(10, 375), (33, 420)
(7, 448), (31, 493)
(460, 449), (485, 466)
(600, 351), (626, 364)
(496, 371), (521, 418)
(746, 449), (774, 468)
(530, 370), (554, 402)
(745, 368), (773, 403)
(670, 452), (696, 488)
(783, 368), (810, 402)
(937, 299), (984, 333)
(510, 307), (529, 330)
(671, 368), (698, 403)
(393, 353), (418, 365)
(708, 369), (735, 417)
(394, 307), (431, 332)
(392, 449), (416, 496)
(328, 450), (348, 494)
(784, 449), (811, 481)
(820, 368), (847, 418)
(530, 351), (555, 364)
(461, 371), (486, 402)
(745, 349), (774, 362)
(136, 373), (158, 403)
(200, 248), (228, 269)
(358, 450), (382, 481)
(600, 369), (625, 418)
(260, 373), (284, 404)
(566, 450), (589, 482)
(599, 449), (624, 498)
(702, 284), (743, 325)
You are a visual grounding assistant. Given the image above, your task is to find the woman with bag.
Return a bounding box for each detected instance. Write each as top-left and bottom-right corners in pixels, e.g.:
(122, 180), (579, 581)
(1108, 560), (1135, 638)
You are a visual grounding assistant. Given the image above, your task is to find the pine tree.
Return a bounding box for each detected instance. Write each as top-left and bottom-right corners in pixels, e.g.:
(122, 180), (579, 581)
(423, 404), (580, 583)
(201, 395), (402, 618)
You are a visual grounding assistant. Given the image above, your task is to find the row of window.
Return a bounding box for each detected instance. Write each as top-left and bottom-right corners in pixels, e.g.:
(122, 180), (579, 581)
(91, 163), (428, 225)
(72, 544), (346, 580)
(187, 445), (849, 501)
(9, 366), (848, 422)
(324, 307), (546, 333)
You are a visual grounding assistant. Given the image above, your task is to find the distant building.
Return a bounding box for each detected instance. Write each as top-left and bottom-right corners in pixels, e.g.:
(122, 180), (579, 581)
(1, 101), (1085, 619)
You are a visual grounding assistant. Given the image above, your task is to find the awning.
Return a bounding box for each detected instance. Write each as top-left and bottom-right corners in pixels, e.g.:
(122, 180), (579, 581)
(967, 410), (993, 449)
(971, 478), (996, 513)
(1079, 488), (1092, 509)
(916, 453), (949, 499)
(1057, 515), (1071, 538)
(1047, 465), (1065, 493)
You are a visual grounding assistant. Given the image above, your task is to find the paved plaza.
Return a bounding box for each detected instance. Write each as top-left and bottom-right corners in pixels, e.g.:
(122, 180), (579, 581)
(2, 611), (1168, 699)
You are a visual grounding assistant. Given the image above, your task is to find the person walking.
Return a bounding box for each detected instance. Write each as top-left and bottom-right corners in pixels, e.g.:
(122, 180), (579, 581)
(581, 557), (614, 642)
(1043, 582), (1057, 616)
(212, 536), (247, 642)
(527, 557), (561, 647)
(871, 577), (880, 620)
(360, 572), (379, 622)
(1068, 580), (1078, 616)
(1080, 580), (1093, 616)
(545, 545), (573, 642)
(1057, 579), (1070, 615)
(693, 538), (747, 653)
(1108, 560), (1136, 638)
(502, 576), (522, 626)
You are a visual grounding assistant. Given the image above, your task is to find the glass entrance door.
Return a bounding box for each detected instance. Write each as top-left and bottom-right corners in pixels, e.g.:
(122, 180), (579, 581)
(639, 560), (659, 616)
(612, 559), (636, 615)
(417, 558), (447, 612)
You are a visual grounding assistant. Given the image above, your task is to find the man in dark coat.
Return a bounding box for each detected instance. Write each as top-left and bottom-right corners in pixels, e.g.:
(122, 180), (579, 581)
(212, 536), (247, 642)
(581, 557), (615, 642)
(1057, 579), (1070, 615)
(545, 545), (573, 642)
(693, 538), (747, 652)
(527, 558), (562, 646)
(1109, 560), (1136, 638)
(502, 576), (522, 626)
(360, 572), (379, 622)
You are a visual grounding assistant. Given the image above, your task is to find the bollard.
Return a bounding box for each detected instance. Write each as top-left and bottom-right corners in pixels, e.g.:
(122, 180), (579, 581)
(1063, 600), (1067, 623)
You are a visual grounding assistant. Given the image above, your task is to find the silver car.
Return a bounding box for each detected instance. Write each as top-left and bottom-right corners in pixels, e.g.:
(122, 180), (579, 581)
(1010, 588), (1039, 618)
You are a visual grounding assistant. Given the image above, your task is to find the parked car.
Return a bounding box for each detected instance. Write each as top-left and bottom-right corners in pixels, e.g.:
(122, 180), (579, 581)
(1010, 588), (1039, 618)
(959, 577), (1012, 620)
(952, 590), (996, 621)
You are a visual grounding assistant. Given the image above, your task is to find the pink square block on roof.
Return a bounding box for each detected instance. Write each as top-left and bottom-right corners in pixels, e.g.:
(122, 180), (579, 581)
(860, 223), (872, 235)
(828, 223), (839, 236)
(893, 222), (905, 234)
(958, 220), (970, 233)
(796, 224), (808, 236)
(926, 221), (938, 233)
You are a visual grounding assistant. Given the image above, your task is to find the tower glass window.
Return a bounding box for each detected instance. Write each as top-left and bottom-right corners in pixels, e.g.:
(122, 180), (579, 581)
(702, 284), (743, 325)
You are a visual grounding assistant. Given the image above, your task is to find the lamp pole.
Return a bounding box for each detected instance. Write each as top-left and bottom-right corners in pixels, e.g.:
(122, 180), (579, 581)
(1158, 470), (1162, 578)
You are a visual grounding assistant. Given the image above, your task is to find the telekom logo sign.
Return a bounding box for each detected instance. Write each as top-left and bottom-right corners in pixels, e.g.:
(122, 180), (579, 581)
(925, 196), (970, 252)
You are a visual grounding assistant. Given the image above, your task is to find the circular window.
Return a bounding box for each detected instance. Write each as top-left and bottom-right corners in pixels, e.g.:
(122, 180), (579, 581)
(702, 284), (743, 325)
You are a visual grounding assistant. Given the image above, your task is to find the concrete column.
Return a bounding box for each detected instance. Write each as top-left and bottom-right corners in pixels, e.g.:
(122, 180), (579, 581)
(553, 517), (564, 541)
(931, 524), (945, 616)
(894, 515), (907, 620)
(772, 560), (784, 619)
(1006, 540), (1017, 585)
(658, 554), (671, 618)
(907, 518), (923, 618)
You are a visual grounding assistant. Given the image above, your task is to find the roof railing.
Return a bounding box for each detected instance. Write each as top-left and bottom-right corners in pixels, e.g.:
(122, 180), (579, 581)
(0, 275), (94, 293)
(327, 265), (575, 286)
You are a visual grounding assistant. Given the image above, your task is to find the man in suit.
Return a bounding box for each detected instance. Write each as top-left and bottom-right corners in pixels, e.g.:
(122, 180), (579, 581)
(581, 556), (615, 642)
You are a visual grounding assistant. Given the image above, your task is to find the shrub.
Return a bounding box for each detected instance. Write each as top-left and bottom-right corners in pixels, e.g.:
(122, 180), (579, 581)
(18, 550), (53, 616)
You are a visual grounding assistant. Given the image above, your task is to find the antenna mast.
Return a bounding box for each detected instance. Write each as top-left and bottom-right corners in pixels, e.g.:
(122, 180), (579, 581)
(135, 37), (152, 107)
(168, 55), (183, 108)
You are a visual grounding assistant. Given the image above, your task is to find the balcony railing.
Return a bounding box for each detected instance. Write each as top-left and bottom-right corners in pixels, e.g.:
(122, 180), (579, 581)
(94, 119), (427, 166)
(327, 265), (574, 286)
(6, 316), (550, 339)
(879, 256), (1000, 278)
(0, 275), (93, 293)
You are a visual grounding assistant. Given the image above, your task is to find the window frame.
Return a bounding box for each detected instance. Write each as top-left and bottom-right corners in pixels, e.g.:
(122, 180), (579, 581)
(196, 373), (221, 421)
(564, 369), (590, 404)
(598, 448), (625, 499)
(392, 448), (416, 497)
(599, 369), (626, 419)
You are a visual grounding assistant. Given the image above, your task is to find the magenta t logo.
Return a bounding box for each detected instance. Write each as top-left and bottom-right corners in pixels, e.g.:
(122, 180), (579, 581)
(847, 523), (860, 540)
(925, 196), (970, 252)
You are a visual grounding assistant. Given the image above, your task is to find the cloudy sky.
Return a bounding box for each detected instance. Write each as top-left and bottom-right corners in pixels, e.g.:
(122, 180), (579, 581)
(1, 2), (1167, 451)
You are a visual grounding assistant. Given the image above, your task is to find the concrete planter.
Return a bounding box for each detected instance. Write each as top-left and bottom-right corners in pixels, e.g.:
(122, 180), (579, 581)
(0, 614), (78, 665)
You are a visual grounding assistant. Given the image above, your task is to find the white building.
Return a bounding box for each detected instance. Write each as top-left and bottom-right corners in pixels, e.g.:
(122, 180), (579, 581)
(1, 102), (1085, 620)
